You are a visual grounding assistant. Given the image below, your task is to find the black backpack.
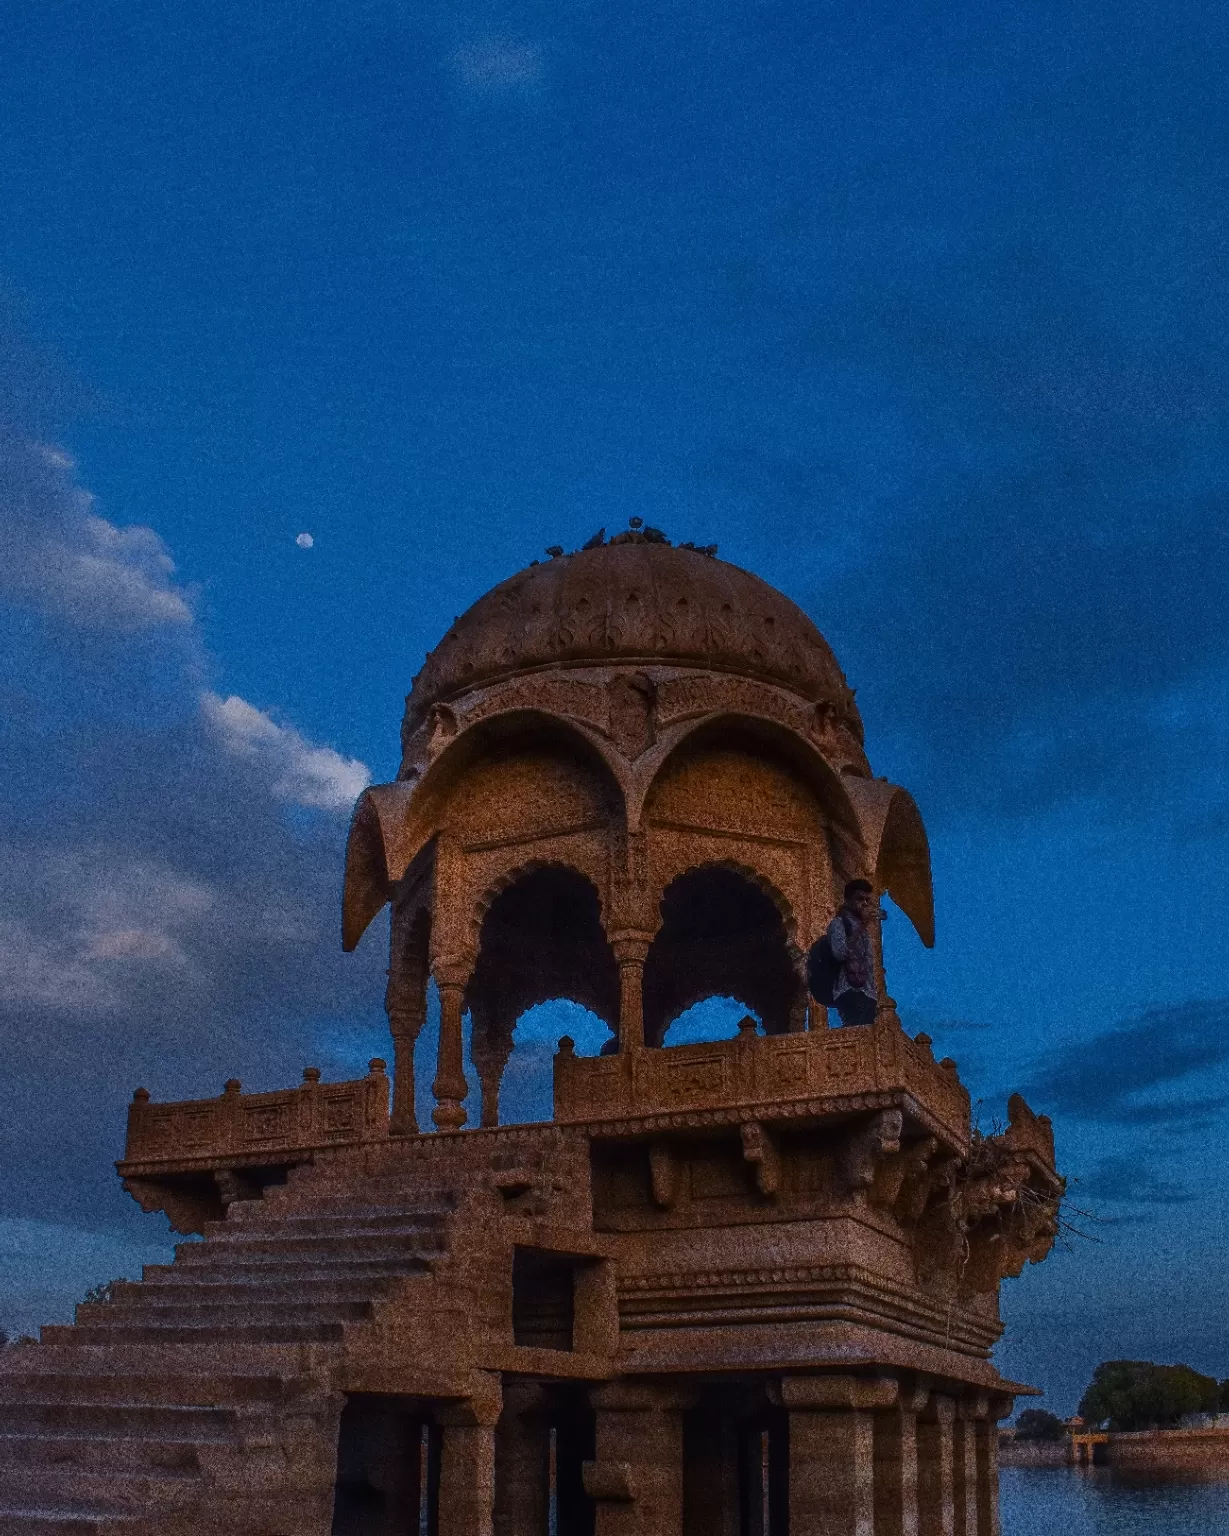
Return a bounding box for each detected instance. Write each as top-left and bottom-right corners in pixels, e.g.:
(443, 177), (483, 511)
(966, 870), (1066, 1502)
(806, 919), (846, 1006)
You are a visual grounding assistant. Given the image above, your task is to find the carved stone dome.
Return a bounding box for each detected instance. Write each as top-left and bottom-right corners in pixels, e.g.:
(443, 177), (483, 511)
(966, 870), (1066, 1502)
(408, 538), (855, 721)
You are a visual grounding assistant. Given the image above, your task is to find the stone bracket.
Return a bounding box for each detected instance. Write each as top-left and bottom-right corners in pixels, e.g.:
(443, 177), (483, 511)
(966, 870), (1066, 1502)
(648, 1140), (680, 1208)
(740, 1120), (781, 1196)
(838, 1107), (903, 1194)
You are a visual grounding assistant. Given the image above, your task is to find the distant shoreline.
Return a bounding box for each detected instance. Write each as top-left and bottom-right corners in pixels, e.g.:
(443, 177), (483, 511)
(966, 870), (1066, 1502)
(1002, 1428), (1229, 1473)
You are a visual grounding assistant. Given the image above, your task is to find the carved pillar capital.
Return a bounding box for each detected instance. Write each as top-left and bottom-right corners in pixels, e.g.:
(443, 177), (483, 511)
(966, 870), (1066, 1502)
(609, 931), (653, 1053)
(437, 1371), (503, 1429)
(769, 1374), (898, 1412)
(433, 953), (476, 991)
(777, 1378), (882, 1536)
(587, 1379), (690, 1536)
(609, 931), (654, 966)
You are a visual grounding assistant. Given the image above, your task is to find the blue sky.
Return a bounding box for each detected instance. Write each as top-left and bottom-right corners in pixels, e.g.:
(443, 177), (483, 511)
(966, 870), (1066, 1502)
(1, 0), (1228, 1411)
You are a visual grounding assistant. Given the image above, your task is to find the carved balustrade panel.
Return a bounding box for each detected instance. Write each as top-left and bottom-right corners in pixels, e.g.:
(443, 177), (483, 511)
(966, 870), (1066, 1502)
(553, 1021), (970, 1150)
(121, 1067), (390, 1173)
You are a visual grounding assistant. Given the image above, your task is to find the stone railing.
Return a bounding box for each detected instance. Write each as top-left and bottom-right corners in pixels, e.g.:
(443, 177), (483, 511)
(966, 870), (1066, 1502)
(121, 1060), (391, 1173)
(552, 1016), (970, 1151)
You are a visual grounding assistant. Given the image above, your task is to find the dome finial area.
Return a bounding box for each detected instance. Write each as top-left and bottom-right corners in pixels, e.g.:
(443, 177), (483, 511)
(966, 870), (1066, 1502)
(405, 535), (854, 725)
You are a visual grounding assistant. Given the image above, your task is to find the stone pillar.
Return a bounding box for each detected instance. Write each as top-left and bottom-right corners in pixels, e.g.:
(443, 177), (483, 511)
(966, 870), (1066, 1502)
(386, 905), (431, 1135)
(974, 1401), (1008, 1536)
(470, 1007), (516, 1129)
(585, 1382), (691, 1536)
(438, 1376), (502, 1536)
(772, 1376), (896, 1536)
(493, 1382), (549, 1536)
(384, 903), (433, 1136)
(874, 1387), (927, 1536)
(387, 1002), (426, 1134)
(610, 934), (652, 1054)
(953, 1412), (979, 1536)
(917, 1395), (955, 1536)
(431, 960), (471, 1130)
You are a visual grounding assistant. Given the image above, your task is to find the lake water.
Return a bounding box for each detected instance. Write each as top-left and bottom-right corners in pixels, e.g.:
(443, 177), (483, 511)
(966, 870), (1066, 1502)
(1001, 1466), (1229, 1534)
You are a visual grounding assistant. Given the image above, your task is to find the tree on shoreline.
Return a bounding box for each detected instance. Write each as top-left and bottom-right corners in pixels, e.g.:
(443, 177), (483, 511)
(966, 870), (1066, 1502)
(1014, 1409), (1065, 1441)
(1079, 1360), (1220, 1430)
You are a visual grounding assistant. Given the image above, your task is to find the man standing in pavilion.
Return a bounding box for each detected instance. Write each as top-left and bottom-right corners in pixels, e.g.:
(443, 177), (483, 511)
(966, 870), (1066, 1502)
(812, 878), (880, 1026)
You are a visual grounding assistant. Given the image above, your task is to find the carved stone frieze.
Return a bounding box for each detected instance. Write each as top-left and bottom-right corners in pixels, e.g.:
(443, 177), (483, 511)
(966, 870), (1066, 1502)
(607, 672), (657, 758)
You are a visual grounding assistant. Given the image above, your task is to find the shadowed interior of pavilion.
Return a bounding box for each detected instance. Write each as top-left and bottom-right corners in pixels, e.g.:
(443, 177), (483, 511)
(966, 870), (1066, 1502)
(465, 863), (807, 1127)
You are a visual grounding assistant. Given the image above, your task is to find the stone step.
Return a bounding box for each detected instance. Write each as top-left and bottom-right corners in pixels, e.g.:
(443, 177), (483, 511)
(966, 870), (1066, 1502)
(224, 1203), (452, 1230)
(0, 1373), (297, 1408)
(141, 1259), (427, 1288)
(205, 1211), (449, 1243)
(174, 1232), (443, 1263)
(260, 1185), (456, 1207)
(43, 1320), (346, 1349)
(0, 1466), (198, 1517)
(5, 1341), (335, 1379)
(115, 1275), (407, 1308)
(0, 1432), (203, 1475)
(74, 1298), (373, 1331)
(265, 1179), (459, 1209)
(0, 1510), (144, 1535)
(0, 1401), (242, 1439)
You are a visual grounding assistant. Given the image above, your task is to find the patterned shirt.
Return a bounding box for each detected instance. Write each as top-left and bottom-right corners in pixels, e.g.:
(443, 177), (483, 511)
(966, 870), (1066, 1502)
(827, 911), (877, 1001)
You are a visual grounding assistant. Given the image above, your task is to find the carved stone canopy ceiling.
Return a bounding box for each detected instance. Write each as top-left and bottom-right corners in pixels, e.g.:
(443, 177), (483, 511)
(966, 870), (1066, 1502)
(406, 536), (858, 728)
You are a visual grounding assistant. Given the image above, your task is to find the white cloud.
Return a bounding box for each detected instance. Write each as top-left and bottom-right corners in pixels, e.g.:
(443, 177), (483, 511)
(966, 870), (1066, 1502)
(201, 691), (371, 812)
(0, 918), (113, 1012)
(296, 532), (314, 549)
(0, 400), (387, 1259)
(0, 858), (215, 1010)
(1, 444), (192, 631)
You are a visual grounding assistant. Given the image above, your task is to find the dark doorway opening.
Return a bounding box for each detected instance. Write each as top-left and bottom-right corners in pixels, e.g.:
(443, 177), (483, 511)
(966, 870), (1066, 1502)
(553, 1387), (597, 1536)
(512, 1248), (576, 1352)
(681, 1394), (788, 1536)
(331, 1395), (439, 1536)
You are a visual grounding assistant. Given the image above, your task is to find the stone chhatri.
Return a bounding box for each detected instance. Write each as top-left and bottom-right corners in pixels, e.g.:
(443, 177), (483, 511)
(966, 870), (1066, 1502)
(1, 526), (1062, 1536)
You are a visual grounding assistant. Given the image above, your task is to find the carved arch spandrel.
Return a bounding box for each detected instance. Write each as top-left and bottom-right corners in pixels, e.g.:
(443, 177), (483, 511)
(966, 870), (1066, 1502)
(466, 849), (614, 956)
(647, 853), (800, 946)
(627, 711), (866, 864)
(342, 711), (627, 950)
(640, 725), (857, 950)
(427, 832), (615, 979)
(403, 707), (629, 839)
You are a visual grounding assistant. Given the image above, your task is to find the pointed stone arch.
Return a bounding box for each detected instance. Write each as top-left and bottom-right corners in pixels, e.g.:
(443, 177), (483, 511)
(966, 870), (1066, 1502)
(465, 863), (619, 1126)
(642, 862), (806, 1046)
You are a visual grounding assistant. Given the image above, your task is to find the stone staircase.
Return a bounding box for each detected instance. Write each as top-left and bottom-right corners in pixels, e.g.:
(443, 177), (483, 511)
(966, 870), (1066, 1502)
(0, 1170), (462, 1535)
